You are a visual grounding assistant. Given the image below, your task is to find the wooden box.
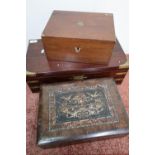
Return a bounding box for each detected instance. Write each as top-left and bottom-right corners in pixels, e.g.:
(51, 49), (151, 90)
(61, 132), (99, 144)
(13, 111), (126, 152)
(42, 10), (116, 64)
(26, 39), (129, 93)
(37, 78), (128, 148)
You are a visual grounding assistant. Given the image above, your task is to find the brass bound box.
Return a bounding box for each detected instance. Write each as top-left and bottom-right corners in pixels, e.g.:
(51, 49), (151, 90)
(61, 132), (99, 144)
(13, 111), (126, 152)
(26, 39), (129, 93)
(37, 78), (128, 148)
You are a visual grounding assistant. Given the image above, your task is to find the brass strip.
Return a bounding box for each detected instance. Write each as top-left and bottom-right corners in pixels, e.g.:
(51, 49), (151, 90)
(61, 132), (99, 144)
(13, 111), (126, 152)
(115, 78), (123, 81)
(119, 58), (129, 69)
(72, 75), (87, 81)
(27, 80), (39, 84)
(26, 71), (36, 77)
(115, 72), (127, 76)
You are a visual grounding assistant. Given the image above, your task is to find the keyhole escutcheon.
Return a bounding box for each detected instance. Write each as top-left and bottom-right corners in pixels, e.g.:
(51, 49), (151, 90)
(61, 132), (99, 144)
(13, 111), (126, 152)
(75, 47), (81, 53)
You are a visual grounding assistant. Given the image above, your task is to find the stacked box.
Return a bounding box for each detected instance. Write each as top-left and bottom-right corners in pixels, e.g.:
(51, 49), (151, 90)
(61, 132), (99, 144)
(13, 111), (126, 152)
(42, 10), (116, 65)
(26, 39), (129, 93)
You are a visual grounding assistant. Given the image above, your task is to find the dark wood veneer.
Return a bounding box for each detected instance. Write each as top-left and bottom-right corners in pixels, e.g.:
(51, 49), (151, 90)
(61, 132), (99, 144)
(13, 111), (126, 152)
(37, 78), (128, 148)
(26, 39), (129, 93)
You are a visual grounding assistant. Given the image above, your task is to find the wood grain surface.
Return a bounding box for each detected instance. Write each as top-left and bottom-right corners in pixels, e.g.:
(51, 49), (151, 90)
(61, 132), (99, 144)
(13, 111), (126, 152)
(26, 39), (127, 73)
(26, 39), (129, 93)
(42, 10), (116, 64)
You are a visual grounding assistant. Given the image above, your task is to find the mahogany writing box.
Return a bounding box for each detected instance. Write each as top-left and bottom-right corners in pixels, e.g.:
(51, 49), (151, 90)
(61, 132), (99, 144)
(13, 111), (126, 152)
(26, 39), (129, 93)
(42, 10), (116, 65)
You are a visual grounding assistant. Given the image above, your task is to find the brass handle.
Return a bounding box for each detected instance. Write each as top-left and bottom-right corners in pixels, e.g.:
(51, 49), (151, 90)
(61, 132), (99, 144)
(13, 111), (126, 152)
(71, 75), (87, 81)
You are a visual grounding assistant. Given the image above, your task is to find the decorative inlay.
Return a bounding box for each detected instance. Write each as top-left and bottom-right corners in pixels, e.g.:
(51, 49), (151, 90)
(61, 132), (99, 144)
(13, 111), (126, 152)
(55, 88), (111, 123)
(48, 83), (119, 131)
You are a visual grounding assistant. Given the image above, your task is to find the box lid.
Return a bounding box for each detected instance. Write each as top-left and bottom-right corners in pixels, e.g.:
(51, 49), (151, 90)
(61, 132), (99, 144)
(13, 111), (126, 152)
(37, 78), (128, 148)
(42, 10), (116, 42)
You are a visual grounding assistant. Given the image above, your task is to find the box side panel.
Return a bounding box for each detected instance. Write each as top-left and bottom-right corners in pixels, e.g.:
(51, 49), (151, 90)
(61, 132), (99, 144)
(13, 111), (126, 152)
(42, 37), (114, 64)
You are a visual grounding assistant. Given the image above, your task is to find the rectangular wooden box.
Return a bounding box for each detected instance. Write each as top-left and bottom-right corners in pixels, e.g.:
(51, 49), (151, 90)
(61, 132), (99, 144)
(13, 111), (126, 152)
(37, 78), (128, 148)
(42, 10), (116, 65)
(26, 39), (129, 93)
